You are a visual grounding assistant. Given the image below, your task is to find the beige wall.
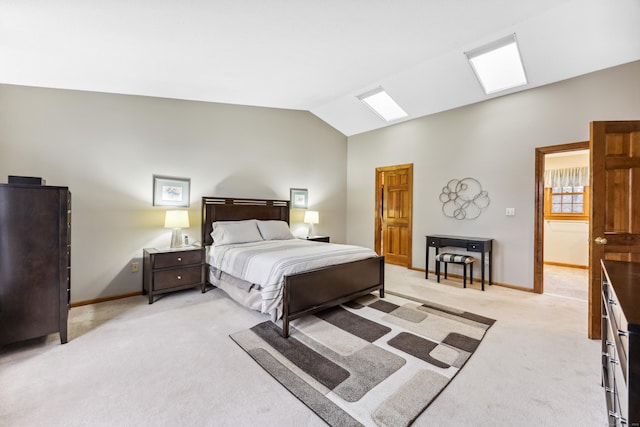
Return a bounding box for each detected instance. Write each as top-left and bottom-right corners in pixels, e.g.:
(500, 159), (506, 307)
(346, 60), (640, 289)
(0, 85), (347, 302)
(2, 60), (639, 300)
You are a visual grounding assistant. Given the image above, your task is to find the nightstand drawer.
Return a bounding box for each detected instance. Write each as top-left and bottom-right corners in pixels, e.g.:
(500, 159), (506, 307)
(153, 250), (203, 268)
(154, 266), (203, 290)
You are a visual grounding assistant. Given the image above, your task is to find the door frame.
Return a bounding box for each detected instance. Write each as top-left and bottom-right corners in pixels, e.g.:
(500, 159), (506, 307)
(374, 163), (413, 268)
(533, 141), (590, 294)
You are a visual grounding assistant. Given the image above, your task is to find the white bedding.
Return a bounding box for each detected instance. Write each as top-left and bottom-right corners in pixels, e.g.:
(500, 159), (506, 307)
(207, 239), (378, 315)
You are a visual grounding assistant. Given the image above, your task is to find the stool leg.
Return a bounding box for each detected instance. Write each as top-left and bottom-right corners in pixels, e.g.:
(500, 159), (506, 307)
(436, 261), (440, 283)
(444, 262), (448, 279)
(463, 264), (467, 288)
(470, 262), (474, 284)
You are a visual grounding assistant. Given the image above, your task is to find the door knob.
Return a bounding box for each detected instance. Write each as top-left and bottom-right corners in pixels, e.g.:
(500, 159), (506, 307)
(595, 237), (608, 245)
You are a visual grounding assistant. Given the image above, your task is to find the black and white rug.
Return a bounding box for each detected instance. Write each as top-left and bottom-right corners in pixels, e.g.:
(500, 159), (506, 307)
(230, 292), (495, 427)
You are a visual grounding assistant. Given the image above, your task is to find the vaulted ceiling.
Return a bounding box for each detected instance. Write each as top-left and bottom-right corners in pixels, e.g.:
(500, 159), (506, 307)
(1, 0), (639, 136)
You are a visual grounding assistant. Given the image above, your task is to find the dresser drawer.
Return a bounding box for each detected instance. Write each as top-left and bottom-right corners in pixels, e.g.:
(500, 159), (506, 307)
(153, 265), (203, 291)
(613, 364), (628, 424)
(605, 292), (623, 334)
(153, 250), (203, 269)
(602, 367), (616, 414)
(609, 395), (626, 427)
(603, 326), (617, 390)
(606, 289), (631, 371)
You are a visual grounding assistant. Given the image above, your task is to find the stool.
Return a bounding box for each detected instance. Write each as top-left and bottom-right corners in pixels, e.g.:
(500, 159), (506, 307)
(435, 253), (476, 288)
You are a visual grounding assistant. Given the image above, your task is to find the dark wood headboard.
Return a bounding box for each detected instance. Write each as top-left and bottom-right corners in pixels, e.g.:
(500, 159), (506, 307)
(201, 196), (290, 246)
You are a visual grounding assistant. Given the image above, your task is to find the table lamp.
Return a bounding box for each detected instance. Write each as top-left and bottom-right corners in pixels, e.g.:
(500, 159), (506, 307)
(164, 210), (190, 248)
(303, 210), (319, 237)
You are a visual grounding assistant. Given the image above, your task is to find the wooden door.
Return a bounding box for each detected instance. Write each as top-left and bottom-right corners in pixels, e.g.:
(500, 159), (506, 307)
(589, 121), (640, 339)
(375, 164), (413, 266)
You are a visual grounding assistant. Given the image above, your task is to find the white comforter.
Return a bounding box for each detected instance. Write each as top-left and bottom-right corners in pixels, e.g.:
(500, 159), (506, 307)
(207, 239), (378, 314)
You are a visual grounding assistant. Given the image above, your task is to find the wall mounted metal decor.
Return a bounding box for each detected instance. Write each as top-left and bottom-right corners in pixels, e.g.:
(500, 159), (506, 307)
(439, 177), (490, 220)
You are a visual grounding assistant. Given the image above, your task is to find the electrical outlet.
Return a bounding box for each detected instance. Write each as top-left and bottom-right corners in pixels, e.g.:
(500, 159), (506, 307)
(131, 261), (139, 273)
(506, 208), (516, 216)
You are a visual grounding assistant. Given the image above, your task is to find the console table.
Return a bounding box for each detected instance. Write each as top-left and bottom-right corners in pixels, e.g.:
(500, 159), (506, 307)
(425, 235), (493, 290)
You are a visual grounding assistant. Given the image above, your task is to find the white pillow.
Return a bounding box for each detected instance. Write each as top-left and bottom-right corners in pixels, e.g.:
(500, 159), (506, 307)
(256, 220), (294, 240)
(211, 220), (263, 246)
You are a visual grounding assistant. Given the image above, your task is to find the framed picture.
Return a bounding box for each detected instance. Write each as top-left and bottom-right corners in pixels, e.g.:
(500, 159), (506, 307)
(153, 175), (191, 207)
(290, 188), (308, 209)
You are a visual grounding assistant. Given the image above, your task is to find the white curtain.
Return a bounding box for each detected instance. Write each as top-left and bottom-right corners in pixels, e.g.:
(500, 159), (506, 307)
(544, 167), (589, 188)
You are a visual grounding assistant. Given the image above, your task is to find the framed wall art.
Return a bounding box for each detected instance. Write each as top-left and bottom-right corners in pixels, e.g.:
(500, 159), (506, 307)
(153, 175), (191, 207)
(290, 188), (308, 209)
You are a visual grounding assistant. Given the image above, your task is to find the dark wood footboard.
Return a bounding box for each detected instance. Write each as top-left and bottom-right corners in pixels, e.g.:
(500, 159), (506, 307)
(281, 256), (385, 338)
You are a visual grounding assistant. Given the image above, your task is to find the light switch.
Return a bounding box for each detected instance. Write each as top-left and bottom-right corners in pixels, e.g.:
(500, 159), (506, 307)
(506, 208), (516, 216)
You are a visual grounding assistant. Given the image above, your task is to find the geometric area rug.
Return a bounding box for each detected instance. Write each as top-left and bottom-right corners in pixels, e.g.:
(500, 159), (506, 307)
(230, 293), (495, 427)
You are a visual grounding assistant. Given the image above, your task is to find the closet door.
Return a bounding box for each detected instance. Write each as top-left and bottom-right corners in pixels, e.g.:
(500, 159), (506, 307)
(375, 163), (413, 267)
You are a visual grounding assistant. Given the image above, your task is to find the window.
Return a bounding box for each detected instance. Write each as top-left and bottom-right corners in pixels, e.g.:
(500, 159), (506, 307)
(544, 185), (589, 220)
(357, 87), (408, 122)
(465, 34), (528, 95)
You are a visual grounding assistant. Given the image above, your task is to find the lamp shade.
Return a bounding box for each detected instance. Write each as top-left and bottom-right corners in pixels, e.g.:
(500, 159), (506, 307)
(164, 210), (190, 229)
(304, 210), (319, 224)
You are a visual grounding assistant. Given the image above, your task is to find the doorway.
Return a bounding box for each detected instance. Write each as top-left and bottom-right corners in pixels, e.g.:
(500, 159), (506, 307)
(534, 141), (589, 295)
(541, 148), (590, 301)
(374, 163), (413, 267)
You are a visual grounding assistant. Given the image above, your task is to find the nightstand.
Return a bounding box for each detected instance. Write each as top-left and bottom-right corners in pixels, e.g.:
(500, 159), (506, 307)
(142, 246), (205, 304)
(300, 235), (330, 243)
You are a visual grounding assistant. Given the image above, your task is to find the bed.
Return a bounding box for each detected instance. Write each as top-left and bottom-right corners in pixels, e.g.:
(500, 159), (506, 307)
(201, 196), (385, 338)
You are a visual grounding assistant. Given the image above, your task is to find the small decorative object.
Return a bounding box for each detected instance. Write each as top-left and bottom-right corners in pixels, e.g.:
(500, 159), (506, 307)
(8, 175), (46, 185)
(290, 188), (308, 209)
(153, 175), (190, 207)
(439, 177), (490, 220)
(164, 210), (190, 248)
(303, 210), (319, 237)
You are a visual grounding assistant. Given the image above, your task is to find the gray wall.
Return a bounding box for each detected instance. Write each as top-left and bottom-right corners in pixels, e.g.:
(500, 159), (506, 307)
(346, 60), (640, 289)
(2, 60), (639, 300)
(0, 85), (347, 302)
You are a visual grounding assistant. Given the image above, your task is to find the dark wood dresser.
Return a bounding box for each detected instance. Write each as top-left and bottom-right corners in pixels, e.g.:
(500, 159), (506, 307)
(601, 260), (640, 426)
(0, 184), (71, 346)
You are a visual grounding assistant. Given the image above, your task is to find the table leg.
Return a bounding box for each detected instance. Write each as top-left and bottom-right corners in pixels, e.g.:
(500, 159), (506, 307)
(425, 242), (429, 279)
(481, 252), (486, 291)
(489, 249), (493, 285)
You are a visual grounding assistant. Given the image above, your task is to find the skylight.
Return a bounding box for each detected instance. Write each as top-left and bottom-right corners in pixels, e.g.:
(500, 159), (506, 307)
(357, 87), (408, 122)
(465, 34), (528, 95)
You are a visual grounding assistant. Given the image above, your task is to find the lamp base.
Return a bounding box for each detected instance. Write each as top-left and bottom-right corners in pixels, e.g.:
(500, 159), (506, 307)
(307, 224), (313, 237)
(170, 228), (184, 248)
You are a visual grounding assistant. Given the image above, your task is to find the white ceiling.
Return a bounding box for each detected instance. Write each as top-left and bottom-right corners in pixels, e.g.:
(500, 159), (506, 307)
(1, 0), (639, 136)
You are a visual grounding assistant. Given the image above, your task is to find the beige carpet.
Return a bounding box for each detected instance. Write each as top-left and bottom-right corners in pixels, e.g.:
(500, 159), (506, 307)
(543, 264), (588, 301)
(0, 264), (607, 426)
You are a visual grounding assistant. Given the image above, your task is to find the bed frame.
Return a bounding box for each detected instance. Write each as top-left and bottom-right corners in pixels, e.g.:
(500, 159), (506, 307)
(201, 196), (385, 337)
